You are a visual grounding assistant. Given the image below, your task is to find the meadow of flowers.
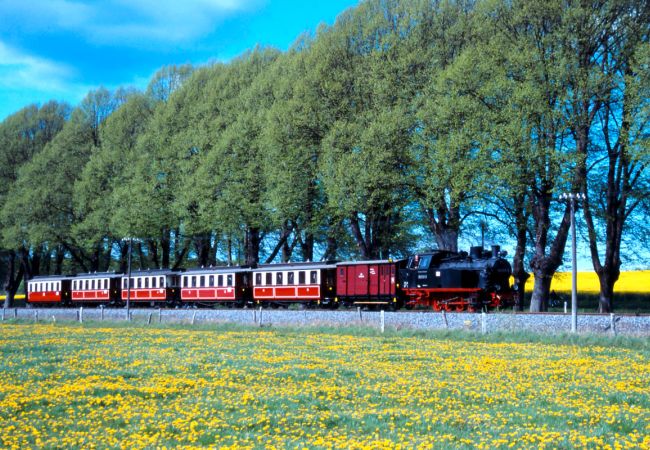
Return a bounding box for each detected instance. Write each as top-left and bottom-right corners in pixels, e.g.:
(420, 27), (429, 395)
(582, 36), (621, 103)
(0, 322), (648, 449)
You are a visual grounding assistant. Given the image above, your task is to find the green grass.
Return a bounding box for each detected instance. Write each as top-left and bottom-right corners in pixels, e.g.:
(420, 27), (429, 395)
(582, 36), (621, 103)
(0, 322), (648, 449)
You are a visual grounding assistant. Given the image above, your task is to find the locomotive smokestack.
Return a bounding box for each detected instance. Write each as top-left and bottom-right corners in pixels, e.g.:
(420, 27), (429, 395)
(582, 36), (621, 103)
(470, 246), (482, 259)
(491, 245), (500, 258)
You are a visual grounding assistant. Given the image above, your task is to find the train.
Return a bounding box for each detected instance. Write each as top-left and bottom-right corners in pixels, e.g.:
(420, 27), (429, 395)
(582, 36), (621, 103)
(26, 245), (515, 312)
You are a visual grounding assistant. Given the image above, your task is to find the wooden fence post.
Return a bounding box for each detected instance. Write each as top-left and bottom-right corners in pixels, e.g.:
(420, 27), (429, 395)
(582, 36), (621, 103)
(481, 312), (487, 334)
(79, 307), (83, 324)
(158, 308), (162, 323)
(610, 313), (617, 336)
(380, 310), (385, 333)
(191, 311), (197, 325)
(442, 310), (449, 329)
(259, 307), (263, 326)
(147, 313), (152, 325)
(357, 307), (362, 321)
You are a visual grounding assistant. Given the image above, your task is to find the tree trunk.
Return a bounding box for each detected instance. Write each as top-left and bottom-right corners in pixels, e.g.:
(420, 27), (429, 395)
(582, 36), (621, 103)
(194, 234), (211, 267)
(529, 271), (552, 312)
(3, 250), (24, 308)
(301, 232), (314, 262)
(265, 223), (292, 264)
(244, 227), (260, 265)
(119, 241), (129, 273)
(227, 235), (233, 265)
(350, 213), (371, 259)
(424, 205), (460, 252)
(528, 186), (571, 312)
(512, 213), (529, 312)
(55, 247), (65, 275)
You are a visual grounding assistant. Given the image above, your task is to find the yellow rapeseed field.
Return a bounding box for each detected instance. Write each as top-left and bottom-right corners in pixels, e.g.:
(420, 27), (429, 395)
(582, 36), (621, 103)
(0, 323), (648, 449)
(524, 271), (650, 294)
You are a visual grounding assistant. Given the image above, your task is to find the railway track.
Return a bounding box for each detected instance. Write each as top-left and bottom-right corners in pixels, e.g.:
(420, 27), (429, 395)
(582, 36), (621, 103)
(3, 306), (650, 335)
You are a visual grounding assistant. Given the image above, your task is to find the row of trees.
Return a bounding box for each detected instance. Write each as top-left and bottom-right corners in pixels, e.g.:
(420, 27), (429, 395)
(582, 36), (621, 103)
(1, 0), (648, 312)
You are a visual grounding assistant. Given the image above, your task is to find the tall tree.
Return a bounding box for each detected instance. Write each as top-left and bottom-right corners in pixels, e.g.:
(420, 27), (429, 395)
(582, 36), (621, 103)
(0, 101), (69, 306)
(580, 1), (650, 312)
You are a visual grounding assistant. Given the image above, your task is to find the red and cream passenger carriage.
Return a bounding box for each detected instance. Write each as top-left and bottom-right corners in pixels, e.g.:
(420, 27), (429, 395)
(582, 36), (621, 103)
(71, 273), (122, 306)
(180, 266), (252, 306)
(121, 269), (182, 306)
(27, 275), (71, 306)
(251, 262), (338, 308)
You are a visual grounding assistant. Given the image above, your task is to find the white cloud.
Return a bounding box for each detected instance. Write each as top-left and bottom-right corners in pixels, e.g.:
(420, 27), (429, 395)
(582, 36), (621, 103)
(0, 0), (265, 47)
(0, 41), (76, 92)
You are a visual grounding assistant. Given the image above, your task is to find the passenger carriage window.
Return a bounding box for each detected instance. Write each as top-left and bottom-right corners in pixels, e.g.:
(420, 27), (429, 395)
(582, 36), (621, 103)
(255, 273), (262, 285)
(191, 276), (196, 288)
(183, 277), (188, 288)
(288, 272), (294, 285)
(209, 275), (214, 287)
(276, 272), (283, 285)
(159, 277), (165, 287)
(137, 278), (142, 289)
(200, 276), (205, 287)
(310, 271), (318, 284)
(299, 271), (305, 284)
(145, 278), (149, 288)
(85, 280), (89, 290)
(227, 274), (233, 286)
(218, 275), (223, 287)
(152, 277), (157, 288)
(265, 273), (272, 285)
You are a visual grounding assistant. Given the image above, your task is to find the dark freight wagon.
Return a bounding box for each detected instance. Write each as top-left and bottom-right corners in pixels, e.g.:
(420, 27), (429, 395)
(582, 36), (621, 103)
(336, 259), (407, 310)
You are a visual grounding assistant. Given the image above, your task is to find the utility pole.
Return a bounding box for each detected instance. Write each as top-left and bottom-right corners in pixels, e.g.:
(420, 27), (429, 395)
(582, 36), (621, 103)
(125, 237), (133, 321)
(560, 193), (585, 333)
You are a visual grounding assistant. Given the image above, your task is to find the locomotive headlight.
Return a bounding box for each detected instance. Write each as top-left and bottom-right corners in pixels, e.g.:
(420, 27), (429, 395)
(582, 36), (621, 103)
(396, 283), (400, 288)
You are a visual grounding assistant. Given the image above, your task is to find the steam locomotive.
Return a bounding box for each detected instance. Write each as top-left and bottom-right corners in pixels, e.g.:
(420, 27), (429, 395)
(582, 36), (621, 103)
(26, 246), (514, 311)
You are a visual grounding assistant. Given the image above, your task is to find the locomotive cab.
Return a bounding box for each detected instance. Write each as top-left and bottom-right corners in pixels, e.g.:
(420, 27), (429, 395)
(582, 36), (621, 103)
(400, 251), (460, 290)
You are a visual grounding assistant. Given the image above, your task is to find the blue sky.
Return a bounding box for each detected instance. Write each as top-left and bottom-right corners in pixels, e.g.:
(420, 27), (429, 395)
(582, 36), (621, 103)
(0, 0), (359, 120)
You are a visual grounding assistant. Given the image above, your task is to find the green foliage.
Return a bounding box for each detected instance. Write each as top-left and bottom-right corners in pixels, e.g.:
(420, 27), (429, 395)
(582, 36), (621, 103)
(0, 0), (647, 310)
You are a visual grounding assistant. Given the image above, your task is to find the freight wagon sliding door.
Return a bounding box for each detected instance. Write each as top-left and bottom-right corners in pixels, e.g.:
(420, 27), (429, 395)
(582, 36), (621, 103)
(353, 265), (369, 297)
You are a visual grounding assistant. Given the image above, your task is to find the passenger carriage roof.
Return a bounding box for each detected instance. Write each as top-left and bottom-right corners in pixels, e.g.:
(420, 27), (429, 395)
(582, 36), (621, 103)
(336, 259), (405, 266)
(183, 266), (252, 275)
(122, 269), (183, 277)
(253, 261), (337, 271)
(29, 275), (74, 281)
(74, 272), (123, 279)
